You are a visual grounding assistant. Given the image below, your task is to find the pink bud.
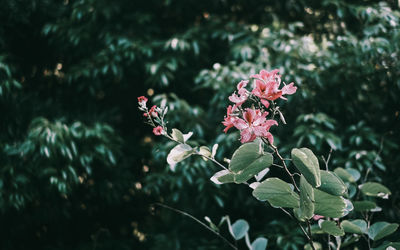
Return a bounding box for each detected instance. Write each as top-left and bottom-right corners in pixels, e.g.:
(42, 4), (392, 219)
(138, 96), (148, 104)
(153, 126), (163, 136)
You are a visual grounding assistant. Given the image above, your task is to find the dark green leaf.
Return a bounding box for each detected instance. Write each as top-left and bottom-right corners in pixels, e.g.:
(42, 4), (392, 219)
(372, 242), (400, 250)
(342, 220), (367, 234)
(210, 170), (235, 185)
(360, 182), (391, 199)
(294, 175), (314, 221)
(368, 222), (399, 241)
(353, 201), (377, 212)
(314, 189), (352, 218)
(320, 220), (345, 236)
(252, 178), (300, 208)
(229, 143), (273, 183)
(318, 170), (347, 196)
(334, 167), (356, 183)
(304, 242), (322, 250)
(231, 219), (249, 240)
(251, 237), (268, 250)
(291, 148), (321, 187)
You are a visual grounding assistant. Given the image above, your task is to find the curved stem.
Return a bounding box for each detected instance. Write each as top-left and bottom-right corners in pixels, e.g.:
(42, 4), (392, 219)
(262, 138), (316, 250)
(154, 203), (238, 250)
(306, 220), (316, 250)
(267, 141), (299, 192)
(196, 153), (229, 170)
(322, 148), (333, 171)
(279, 207), (311, 242)
(272, 163), (284, 168)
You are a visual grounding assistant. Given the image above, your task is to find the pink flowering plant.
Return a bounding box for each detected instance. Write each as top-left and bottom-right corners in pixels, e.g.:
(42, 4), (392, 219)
(138, 69), (398, 250)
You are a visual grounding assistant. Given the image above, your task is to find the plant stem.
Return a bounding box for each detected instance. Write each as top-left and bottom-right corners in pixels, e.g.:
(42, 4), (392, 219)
(322, 148), (333, 171)
(197, 153), (229, 170)
(154, 203), (238, 250)
(267, 141), (299, 192)
(306, 220), (316, 250)
(263, 138), (316, 250)
(279, 207), (311, 241)
(328, 233), (331, 250)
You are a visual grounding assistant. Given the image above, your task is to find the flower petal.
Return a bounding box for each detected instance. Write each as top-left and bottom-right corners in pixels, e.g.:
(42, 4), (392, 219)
(264, 132), (274, 144)
(260, 99), (270, 108)
(263, 120), (278, 130)
(253, 125), (267, 137)
(233, 118), (248, 130)
(282, 82), (297, 95)
(240, 128), (256, 143)
(237, 80), (248, 90)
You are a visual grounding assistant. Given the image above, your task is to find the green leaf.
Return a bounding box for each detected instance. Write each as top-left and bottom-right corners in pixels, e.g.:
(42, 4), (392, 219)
(341, 235), (362, 247)
(372, 242), (400, 250)
(368, 222), (399, 241)
(346, 168), (361, 182)
(294, 175), (314, 221)
(252, 178), (299, 208)
(199, 146), (211, 158)
(291, 148), (321, 187)
(310, 224), (325, 234)
(360, 182), (391, 199)
(229, 143), (273, 183)
(304, 242), (322, 250)
(210, 170), (235, 185)
(318, 170), (347, 196)
(320, 220), (345, 236)
(353, 201), (377, 212)
(231, 219), (249, 240)
(182, 131), (193, 142)
(342, 220), (367, 234)
(314, 189), (353, 218)
(333, 167), (356, 183)
(166, 144), (194, 170)
(251, 237), (268, 250)
(171, 128), (184, 143)
(211, 144), (218, 158)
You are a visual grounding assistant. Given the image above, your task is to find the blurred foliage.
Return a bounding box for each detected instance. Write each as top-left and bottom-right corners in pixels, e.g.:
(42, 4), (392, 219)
(0, 0), (399, 249)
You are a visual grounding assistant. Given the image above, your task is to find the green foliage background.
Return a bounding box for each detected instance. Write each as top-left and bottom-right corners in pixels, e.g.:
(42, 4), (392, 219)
(0, 0), (399, 249)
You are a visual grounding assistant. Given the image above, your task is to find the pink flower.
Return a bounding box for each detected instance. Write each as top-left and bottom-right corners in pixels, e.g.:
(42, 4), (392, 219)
(282, 82), (297, 95)
(222, 105), (237, 133)
(153, 126), (163, 135)
(232, 108), (278, 143)
(251, 69), (297, 101)
(260, 98), (270, 108)
(138, 96), (148, 105)
(237, 80), (248, 90)
(144, 105), (158, 117)
(229, 80), (249, 108)
(312, 215), (324, 220)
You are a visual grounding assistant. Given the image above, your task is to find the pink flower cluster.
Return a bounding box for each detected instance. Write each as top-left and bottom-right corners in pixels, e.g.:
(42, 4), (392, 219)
(137, 96), (164, 136)
(223, 69), (297, 144)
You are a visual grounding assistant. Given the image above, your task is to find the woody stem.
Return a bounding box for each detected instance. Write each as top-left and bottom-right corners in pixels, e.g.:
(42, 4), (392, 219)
(266, 141), (299, 192)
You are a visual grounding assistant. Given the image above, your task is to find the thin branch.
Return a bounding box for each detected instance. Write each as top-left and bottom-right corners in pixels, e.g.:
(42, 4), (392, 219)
(327, 231), (331, 250)
(362, 235), (371, 250)
(279, 207), (311, 242)
(196, 153), (229, 170)
(266, 140), (300, 192)
(364, 136), (385, 182)
(272, 163), (284, 168)
(306, 220), (316, 250)
(356, 136), (386, 200)
(261, 138), (316, 249)
(154, 203), (238, 250)
(322, 148), (333, 171)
